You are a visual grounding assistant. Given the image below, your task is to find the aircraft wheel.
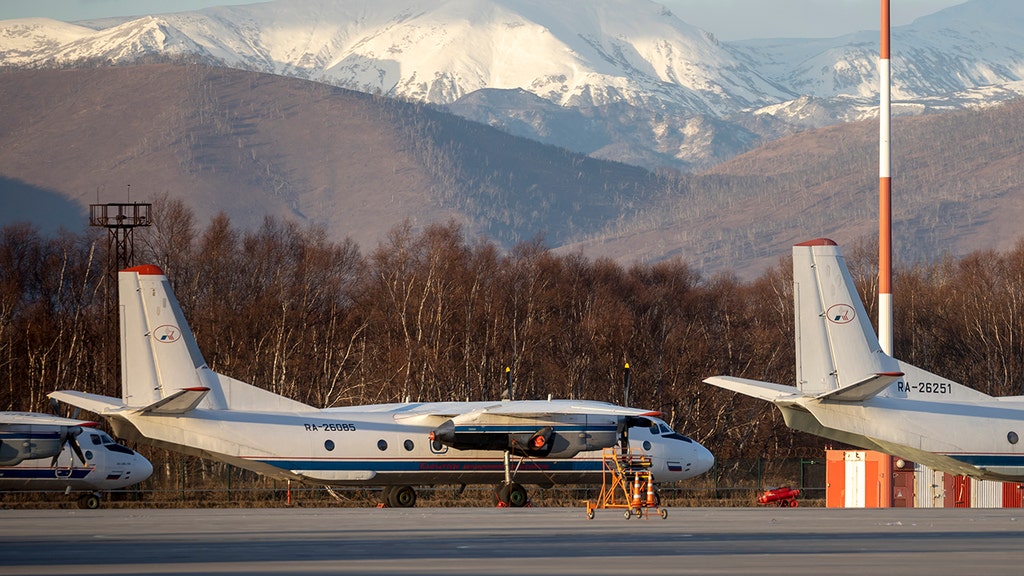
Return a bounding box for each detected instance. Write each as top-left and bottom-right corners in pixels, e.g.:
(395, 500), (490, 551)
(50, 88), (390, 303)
(79, 495), (100, 509)
(389, 485), (417, 508)
(506, 483), (528, 507)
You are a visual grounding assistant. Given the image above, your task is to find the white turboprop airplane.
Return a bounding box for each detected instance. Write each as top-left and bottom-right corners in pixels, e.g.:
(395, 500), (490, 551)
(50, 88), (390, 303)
(0, 412), (153, 508)
(50, 264), (713, 507)
(705, 238), (1024, 481)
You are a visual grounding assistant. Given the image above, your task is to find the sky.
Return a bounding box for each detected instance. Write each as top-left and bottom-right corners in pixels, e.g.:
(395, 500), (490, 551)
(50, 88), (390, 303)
(0, 0), (967, 41)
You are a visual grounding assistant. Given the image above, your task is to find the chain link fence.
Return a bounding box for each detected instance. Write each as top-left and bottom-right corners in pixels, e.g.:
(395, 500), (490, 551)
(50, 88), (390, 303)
(2, 458), (826, 509)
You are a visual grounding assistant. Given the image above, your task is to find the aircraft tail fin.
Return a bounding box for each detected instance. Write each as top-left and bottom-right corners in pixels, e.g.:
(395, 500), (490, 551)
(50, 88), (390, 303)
(119, 266), (312, 412)
(119, 265), (209, 407)
(792, 239), (901, 398)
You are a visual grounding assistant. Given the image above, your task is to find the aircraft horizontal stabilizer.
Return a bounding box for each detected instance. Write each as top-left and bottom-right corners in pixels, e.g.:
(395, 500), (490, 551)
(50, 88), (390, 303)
(703, 376), (804, 405)
(140, 387), (210, 415)
(47, 391), (125, 415)
(0, 411), (97, 427)
(814, 372), (904, 402)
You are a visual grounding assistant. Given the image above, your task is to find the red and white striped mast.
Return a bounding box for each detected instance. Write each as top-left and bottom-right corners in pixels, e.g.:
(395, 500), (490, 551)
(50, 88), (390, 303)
(878, 0), (893, 355)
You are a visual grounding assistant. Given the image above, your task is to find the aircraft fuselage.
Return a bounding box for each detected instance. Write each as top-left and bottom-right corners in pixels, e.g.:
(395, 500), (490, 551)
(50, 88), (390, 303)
(105, 403), (710, 486)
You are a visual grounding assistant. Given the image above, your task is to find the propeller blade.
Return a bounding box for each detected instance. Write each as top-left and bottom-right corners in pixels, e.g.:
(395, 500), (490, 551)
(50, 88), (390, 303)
(51, 426), (88, 467)
(68, 435), (86, 465)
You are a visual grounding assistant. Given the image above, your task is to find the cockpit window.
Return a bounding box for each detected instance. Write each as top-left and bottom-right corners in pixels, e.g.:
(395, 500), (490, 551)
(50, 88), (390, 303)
(647, 420), (695, 443)
(90, 433), (102, 445)
(105, 443), (135, 455)
(98, 432), (113, 445)
(646, 420), (676, 435)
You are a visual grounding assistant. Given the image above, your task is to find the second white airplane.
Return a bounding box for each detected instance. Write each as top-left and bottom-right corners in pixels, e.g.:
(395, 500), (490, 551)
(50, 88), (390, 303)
(51, 264), (713, 507)
(706, 238), (1024, 481)
(0, 412), (153, 508)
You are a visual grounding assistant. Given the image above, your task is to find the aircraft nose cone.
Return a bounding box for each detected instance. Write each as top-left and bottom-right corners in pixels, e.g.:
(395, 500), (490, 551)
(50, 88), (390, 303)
(694, 443), (714, 476)
(135, 454), (154, 483)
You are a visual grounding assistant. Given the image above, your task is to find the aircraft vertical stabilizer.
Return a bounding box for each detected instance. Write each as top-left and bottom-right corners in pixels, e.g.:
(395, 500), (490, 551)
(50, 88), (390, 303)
(118, 265), (312, 412)
(120, 265), (226, 409)
(793, 239), (899, 396)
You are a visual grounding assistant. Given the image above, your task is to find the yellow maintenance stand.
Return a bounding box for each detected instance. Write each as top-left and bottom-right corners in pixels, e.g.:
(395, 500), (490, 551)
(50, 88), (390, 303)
(584, 448), (668, 519)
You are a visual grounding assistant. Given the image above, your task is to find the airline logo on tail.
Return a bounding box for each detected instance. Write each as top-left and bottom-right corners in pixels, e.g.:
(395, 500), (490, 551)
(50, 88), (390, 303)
(827, 304), (855, 324)
(154, 326), (181, 343)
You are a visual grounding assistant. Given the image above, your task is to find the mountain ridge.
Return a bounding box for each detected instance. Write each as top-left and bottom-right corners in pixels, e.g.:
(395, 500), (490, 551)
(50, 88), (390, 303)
(8, 0), (1024, 170)
(4, 63), (1024, 278)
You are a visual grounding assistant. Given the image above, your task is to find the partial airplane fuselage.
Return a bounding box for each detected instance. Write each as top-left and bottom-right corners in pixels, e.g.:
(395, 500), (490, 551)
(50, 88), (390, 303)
(706, 239), (1024, 481)
(0, 426), (152, 495)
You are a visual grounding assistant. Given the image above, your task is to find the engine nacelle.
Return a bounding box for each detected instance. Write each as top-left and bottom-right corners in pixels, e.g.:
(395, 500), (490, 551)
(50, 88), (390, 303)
(429, 419), (621, 458)
(0, 425), (82, 466)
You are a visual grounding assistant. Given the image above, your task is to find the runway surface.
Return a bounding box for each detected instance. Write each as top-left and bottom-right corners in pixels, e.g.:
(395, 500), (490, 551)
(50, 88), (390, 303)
(2, 506), (1023, 575)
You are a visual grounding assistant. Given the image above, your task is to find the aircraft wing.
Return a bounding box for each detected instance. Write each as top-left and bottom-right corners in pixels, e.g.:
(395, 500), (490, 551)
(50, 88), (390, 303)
(481, 400), (660, 418)
(415, 400), (662, 458)
(704, 376), (804, 405)
(0, 411), (98, 427)
(392, 399), (660, 423)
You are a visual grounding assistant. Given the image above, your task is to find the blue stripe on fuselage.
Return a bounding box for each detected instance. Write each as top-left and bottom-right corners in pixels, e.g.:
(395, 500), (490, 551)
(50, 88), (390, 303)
(0, 468), (93, 480)
(254, 459), (605, 473)
(948, 454), (1024, 467)
(451, 425), (617, 433)
(0, 432), (62, 440)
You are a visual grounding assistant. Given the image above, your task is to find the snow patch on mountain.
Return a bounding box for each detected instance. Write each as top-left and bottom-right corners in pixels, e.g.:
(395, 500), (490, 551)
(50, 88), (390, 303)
(2, 0), (1023, 170)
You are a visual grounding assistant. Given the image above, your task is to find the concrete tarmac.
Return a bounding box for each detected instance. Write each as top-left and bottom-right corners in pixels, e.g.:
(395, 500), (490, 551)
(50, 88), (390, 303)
(2, 506), (1023, 575)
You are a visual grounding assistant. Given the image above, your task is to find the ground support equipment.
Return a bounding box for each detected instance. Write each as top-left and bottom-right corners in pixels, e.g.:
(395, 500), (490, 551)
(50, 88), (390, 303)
(584, 448), (668, 519)
(757, 486), (800, 507)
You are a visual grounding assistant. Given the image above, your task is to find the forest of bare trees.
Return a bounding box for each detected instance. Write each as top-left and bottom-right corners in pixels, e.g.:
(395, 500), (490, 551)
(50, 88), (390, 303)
(4, 198), (1024, 486)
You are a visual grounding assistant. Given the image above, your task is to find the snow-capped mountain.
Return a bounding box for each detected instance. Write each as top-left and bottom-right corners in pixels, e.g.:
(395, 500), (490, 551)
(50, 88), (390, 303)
(729, 0), (1024, 106)
(2, 0), (1024, 170)
(4, 0), (788, 110)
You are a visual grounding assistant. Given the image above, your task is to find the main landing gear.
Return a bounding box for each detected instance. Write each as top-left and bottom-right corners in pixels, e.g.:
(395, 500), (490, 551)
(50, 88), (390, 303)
(379, 485), (417, 508)
(77, 492), (102, 509)
(494, 481), (529, 507)
(493, 450), (531, 507)
(377, 450), (534, 508)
